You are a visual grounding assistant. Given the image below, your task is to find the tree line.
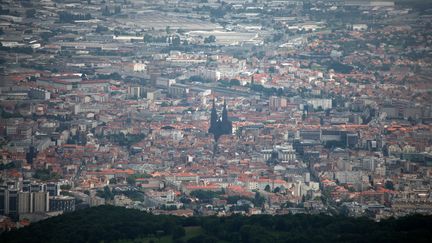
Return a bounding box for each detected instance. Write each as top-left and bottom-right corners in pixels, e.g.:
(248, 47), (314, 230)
(1, 205), (432, 243)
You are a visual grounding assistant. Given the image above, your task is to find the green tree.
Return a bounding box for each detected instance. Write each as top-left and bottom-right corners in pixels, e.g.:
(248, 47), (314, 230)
(254, 192), (266, 207)
(34, 169), (60, 181)
(229, 79), (240, 86)
(126, 176), (136, 185)
(384, 180), (394, 190)
(190, 190), (221, 202)
(127, 173), (152, 186)
(109, 178), (117, 185)
(100, 186), (114, 200)
(172, 226), (185, 239)
(204, 35), (216, 43)
(60, 184), (72, 190)
(172, 36), (181, 46)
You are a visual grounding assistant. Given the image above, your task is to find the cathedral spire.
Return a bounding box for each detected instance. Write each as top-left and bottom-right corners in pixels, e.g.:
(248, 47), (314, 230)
(209, 99), (218, 134)
(209, 97), (232, 141)
(222, 98), (228, 122)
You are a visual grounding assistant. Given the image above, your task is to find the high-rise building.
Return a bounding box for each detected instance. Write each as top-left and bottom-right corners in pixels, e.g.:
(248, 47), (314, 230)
(32, 192), (49, 213)
(0, 189), (18, 219)
(127, 86), (142, 99)
(1, 183), (54, 219)
(22, 180), (31, 192)
(46, 183), (59, 197)
(49, 196), (75, 213)
(0, 188), (6, 215)
(269, 96), (287, 110)
(30, 183), (45, 193)
(276, 144), (297, 163)
(18, 192), (33, 214)
(28, 87), (51, 100)
(8, 189), (18, 219)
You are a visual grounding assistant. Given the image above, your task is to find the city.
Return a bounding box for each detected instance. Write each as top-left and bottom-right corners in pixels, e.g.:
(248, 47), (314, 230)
(0, 0), (432, 241)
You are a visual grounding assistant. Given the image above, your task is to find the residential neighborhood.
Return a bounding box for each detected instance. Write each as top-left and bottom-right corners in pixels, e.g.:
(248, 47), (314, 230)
(0, 0), (432, 231)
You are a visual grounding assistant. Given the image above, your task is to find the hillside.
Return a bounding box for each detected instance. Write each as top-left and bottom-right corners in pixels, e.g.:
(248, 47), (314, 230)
(1, 206), (432, 243)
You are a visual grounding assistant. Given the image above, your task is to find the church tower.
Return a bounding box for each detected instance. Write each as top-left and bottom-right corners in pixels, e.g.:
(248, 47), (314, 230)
(209, 99), (218, 134)
(222, 99), (228, 123)
(221, 99), (232, 135)
(208, 97), (232, 141)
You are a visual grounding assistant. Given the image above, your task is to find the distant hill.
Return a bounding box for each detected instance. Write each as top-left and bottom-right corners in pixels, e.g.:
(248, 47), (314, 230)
(1, 206), (432, 243)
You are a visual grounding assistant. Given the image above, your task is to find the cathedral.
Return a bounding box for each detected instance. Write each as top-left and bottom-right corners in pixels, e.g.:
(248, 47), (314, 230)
(208, 99), (232, 141)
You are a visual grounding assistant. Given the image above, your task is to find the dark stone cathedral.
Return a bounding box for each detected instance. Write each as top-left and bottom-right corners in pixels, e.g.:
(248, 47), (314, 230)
(208, 99), (232, 141)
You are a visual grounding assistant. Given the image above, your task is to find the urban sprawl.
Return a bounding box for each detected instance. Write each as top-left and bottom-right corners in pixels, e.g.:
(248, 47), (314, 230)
(0, 0), (432, 230)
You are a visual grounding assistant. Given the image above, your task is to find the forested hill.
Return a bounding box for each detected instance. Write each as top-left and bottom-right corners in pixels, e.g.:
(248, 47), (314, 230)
(1, 206), (432, 243)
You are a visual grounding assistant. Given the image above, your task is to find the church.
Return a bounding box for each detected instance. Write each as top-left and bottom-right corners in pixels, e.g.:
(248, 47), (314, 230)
(208, 99), (232, 141)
